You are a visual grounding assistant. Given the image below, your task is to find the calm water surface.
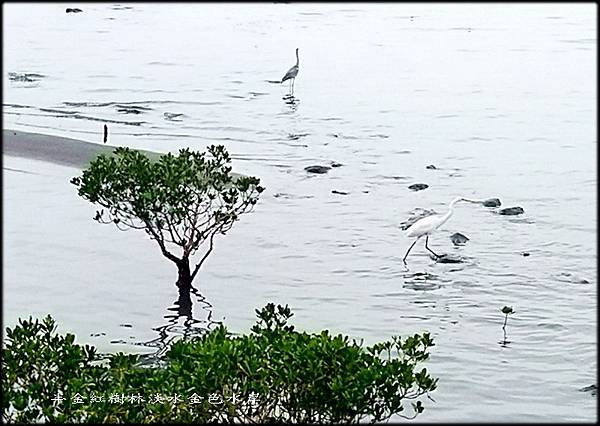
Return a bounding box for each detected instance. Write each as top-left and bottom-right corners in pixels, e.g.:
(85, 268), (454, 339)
(3, 3), (597, 421)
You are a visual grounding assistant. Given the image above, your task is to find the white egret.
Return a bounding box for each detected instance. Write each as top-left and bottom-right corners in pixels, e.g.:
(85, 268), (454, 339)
(402, 197), (477, 263)
(281, 48), (299, 96)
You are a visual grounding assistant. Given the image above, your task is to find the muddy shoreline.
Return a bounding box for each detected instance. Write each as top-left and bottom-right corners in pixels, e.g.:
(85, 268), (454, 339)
(3, 129), (162, 169)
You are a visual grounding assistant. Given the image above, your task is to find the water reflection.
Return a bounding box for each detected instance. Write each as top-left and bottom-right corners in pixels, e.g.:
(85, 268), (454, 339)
(402, 271), (442, 291)
(283, 94), (299, 108)
(135, 286), (222, 364)
(499, 310), (513, 348)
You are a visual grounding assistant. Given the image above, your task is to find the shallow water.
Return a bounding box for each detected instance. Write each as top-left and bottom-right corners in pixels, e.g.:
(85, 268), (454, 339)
(3, 3), (597, 421)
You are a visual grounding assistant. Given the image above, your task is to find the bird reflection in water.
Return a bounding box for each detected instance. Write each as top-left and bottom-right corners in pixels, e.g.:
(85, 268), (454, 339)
(402, 271), (442, 291)
(283, 95), (299, 109)
(135, 285), (222, 365)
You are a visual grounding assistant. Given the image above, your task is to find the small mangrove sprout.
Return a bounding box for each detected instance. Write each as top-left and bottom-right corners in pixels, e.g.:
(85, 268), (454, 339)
(500, 305), (515, 345)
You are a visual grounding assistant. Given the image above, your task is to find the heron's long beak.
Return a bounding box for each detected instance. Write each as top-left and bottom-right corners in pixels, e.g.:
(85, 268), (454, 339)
(462, 198), (483, 204)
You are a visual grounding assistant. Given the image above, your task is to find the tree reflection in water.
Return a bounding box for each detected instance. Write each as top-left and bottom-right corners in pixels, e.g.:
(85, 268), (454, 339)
(135, 286), (222, 366)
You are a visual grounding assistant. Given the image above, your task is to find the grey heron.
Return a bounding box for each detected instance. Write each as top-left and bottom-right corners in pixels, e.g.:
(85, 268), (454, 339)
(281, 48), (299, 96)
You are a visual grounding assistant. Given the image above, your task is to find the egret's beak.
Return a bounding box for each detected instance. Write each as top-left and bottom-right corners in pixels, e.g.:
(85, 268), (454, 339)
(462, 198), (482, 204)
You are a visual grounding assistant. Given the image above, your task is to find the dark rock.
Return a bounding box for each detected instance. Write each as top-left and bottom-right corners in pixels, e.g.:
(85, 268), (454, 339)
(330, 161), (343, 168)
(433, 254), (463, 263)
(499, 206), (524, 215)
(450, 232), (469, 245)
(117, 108), (142, 114)
(556, 272), (591, 285)
(332, 190), (349, 195)
(66, 8), (83, 13)
(522, 252), (530, 257)
(408, 183), (429, 191)
(579, 384), (597, 396)
(426, 164), (437, 170)
(287, 133), (309, 140)
(482, 198), (501, 207)
(164, 112), (184, 121)
(9, 74), (34, 82)
(304, 165), (331, 174)
(8, 72), (44, 82)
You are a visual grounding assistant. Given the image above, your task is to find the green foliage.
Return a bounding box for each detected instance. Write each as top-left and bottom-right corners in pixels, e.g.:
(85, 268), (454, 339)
(70, 145), (264, 283)
(1, 316), (106, 423)
(2, 306), (437, 423)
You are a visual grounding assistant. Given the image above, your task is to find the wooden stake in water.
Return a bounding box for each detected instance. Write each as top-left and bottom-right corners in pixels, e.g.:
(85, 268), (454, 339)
(103, 124), (108, 144)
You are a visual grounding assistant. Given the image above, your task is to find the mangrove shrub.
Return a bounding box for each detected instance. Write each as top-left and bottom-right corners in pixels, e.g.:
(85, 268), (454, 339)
(2, 304), (437, 423)
(70, 145), (264, 289)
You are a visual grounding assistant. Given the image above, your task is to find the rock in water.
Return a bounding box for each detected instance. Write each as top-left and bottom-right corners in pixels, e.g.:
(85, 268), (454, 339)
(579, 384), (597, 396)
(8, 72), (45, 82)
(331, 190), (349, 195)
(434, 254), (463, 263)
(330, 161), (343, 168)
(304, 165), (331, 174)
(117, 108), (141, 114)
(66, 8), (83, 13)
(482, 198), (501, 207)
(450, 232), (469, 245)
(408, 183), (429, 191)
(426, 164), (437, 169)
(164, 112), (184, 121)
(499, 206), (524, 215)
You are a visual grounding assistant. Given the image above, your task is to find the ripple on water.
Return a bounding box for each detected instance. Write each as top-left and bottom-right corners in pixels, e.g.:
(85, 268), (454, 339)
(553, 272), (592, 285)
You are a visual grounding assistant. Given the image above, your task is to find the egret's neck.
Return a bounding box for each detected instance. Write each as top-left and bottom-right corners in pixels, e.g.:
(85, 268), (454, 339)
(438, 208), (453, 227)
(435, 198), (461, 229)
(295, 50), (299, 65)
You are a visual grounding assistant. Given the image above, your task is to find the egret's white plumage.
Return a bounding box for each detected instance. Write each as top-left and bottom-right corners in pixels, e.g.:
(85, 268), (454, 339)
(281, 48), (299, 96)
(403, 197), (476, 263)
(405, 197), (463, 237)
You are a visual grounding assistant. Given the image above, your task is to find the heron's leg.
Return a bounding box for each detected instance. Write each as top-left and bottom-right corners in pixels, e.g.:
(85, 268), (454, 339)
(425, 235), (440, 258)
(402, 238), (420, 264)
(291, 78), (295, 95)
